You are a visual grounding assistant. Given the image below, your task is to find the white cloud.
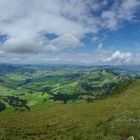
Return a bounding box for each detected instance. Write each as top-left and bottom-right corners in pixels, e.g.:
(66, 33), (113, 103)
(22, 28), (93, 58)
(0, 0), (139, 64)
(92, 36), (99, 42)
(118, 0), (140, 20)
(101, 0), (140, 30)
(97, 43), (103, 50)
(104, 51), (132, 65)
(101, 11), (118, 30)
(2, 36), (44, 54)
(46, 34), (83, 51)
(0, 50), (4, 54)
(0, 0), (99, 38)
(0, 0), (139, 38)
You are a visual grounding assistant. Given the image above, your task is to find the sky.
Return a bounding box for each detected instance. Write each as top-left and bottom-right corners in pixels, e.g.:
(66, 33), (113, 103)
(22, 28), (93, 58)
(0, 0), (140, 65)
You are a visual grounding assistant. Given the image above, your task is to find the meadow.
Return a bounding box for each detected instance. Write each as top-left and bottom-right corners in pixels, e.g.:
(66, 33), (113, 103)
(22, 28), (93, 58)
(0, 64), (140, 140)
(0, 64), (130, 112)
(0, 79), (140, 139)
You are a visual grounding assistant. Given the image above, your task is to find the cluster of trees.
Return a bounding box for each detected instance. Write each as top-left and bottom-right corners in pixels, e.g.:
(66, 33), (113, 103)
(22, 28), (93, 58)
(0, 96), (30, 111)
(48, 78), (118, 104)
(49, 93), (79, 104)
(0, 101), (5, 111)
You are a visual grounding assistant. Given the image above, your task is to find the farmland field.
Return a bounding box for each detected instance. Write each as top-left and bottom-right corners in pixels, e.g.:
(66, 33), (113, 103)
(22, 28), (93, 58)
(0, 64), (140, 140)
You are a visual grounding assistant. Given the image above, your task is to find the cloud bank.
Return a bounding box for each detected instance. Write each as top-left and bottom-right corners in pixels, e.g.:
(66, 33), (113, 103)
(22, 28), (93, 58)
(103, 51), (132, 65)
(0, 0), (139, 65)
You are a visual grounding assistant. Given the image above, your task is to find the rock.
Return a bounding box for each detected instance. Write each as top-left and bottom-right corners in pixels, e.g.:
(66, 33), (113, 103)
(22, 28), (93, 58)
(127, 136), (135, 140)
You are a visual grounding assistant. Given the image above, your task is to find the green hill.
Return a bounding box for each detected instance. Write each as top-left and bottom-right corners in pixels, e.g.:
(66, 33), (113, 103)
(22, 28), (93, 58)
(0, 79), (140, 140)
(0, 66), (129, 112)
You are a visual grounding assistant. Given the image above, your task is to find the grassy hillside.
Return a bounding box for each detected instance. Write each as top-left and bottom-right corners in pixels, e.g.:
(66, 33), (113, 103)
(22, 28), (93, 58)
(0, 64), (130, 112)
(0, 79), (140, 140)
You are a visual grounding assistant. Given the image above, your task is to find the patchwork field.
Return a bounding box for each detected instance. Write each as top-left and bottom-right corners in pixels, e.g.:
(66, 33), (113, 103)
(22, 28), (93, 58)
(0, 79), (140, 140)
(0, 64), (130, 112)
(0, 64), (140, 140)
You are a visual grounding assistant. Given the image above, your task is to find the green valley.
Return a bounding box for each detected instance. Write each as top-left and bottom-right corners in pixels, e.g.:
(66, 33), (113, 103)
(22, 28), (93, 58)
(0, 79), (140, 139)
(0, 64), (130, 112)
(0, 64), (140, 140)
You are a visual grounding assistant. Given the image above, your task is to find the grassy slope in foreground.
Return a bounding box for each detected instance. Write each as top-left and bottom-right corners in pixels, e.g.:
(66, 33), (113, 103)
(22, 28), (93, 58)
(0, 79), (140, 140)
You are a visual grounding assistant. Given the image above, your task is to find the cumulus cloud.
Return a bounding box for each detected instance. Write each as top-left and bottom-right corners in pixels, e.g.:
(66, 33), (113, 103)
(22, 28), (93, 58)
(0, 0), (139, 64)
(0, 0), (99, 38)
(2, 36), (44, 54)
(104, 51), (132, 65)
(0, 0), (139, 38)
(101, 0), (140, 30)
(46, 34), (83, 51)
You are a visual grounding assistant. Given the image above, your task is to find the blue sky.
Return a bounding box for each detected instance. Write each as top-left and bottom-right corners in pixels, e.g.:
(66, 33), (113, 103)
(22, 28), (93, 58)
(0, 0), (140, 65)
